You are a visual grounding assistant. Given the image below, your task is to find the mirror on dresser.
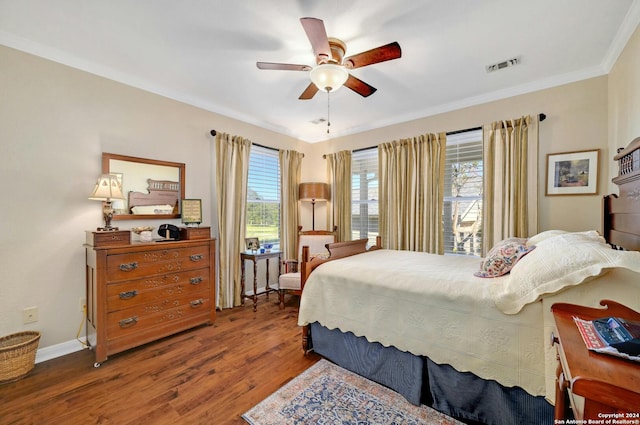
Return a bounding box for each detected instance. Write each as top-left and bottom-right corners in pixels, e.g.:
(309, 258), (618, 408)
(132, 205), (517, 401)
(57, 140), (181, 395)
(102, 152), (186, 220)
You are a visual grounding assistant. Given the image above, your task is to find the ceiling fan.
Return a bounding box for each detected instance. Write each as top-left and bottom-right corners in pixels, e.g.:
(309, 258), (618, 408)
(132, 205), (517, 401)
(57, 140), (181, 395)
(256, 17), (402, 100)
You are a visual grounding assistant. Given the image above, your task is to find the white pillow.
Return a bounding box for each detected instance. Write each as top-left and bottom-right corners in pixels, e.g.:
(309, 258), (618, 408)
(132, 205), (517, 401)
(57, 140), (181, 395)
(526, 230), (568, 247)
(492, 231), (640, 314)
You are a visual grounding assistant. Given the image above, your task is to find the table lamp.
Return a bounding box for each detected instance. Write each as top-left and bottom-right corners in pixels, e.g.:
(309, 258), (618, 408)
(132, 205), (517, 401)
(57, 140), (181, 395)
(89, 174), (125, 231)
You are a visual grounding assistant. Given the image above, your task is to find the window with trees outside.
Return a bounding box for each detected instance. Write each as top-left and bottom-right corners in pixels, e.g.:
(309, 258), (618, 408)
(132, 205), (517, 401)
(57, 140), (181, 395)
(443, 129), (483, 256)
(246, 145), (280, 249)
(351, 131), (483, 254)
(351, 149), (379, 246)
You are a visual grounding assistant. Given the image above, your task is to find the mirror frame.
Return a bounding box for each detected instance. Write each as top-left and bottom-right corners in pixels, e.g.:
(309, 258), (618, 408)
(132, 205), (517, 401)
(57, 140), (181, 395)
(102, 152), (186, 221)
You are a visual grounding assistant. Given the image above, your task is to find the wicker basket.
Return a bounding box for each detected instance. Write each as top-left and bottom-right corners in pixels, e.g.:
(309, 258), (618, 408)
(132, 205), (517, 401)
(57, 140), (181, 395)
(0, 331), (40, 384)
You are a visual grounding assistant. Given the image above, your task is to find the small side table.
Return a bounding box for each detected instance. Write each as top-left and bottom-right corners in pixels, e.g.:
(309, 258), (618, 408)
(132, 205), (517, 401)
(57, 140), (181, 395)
(240, 250), (282, 311)
(551, 300), (640, 421)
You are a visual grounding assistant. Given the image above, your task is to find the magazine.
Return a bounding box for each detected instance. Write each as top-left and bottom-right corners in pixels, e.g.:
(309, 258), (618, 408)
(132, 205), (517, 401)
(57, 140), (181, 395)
(573, 316), (640, 362)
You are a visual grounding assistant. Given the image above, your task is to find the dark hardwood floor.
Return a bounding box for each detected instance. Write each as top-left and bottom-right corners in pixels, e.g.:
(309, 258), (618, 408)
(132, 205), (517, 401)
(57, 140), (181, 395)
(0, 296), (320, 425)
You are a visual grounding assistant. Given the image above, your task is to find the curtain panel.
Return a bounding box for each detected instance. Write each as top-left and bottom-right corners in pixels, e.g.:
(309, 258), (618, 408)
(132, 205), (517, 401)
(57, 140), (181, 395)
(279, 149), (304, 261)
(325, 150), (352, 242)
(482, 115), (539, 254)
(378, 133), (446, 253)
(215, 132), (251, 309)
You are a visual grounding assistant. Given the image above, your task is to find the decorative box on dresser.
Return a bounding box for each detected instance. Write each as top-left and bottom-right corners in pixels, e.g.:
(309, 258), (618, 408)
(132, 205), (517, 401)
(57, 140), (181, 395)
(85, 233), (216, 366)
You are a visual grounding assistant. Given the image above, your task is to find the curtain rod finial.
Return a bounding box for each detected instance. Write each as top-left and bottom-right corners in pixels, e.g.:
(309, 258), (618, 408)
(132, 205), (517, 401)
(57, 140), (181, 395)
(210, 129), (217, 136)
(539, 113), (546, 122)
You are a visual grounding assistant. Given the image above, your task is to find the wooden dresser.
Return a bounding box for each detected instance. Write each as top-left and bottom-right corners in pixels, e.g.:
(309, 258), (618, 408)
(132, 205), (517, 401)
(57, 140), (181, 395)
(85, 237), (216, 365)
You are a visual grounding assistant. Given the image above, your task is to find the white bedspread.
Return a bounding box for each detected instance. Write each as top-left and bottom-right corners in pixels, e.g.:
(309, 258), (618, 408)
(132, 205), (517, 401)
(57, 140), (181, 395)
(298, 249), (547, 397)
(298, 232), (640, 401)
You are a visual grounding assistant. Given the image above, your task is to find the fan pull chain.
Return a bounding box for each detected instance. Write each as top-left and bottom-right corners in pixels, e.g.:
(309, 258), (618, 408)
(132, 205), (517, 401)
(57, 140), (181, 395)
(326, 89), (331, 134)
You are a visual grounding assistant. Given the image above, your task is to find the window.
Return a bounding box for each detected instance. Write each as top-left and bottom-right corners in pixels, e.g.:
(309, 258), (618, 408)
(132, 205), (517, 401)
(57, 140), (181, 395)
(351, 148), (378, 245)
(246, 145), (280, 248)
(443, 129), (483, 256)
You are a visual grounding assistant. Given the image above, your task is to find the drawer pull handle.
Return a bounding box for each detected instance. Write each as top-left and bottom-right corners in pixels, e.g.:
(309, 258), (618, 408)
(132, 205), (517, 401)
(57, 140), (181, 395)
(119, 262), (138, 272)
(190, 254), (204, 262)
(190, 299), (204, 308)
(119, 290), (138, 300)
(190, 277), (203, 285)
(119, 316), (138, 328)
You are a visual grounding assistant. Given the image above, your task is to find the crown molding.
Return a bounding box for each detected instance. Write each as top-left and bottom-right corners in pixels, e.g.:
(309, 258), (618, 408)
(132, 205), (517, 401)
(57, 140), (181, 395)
(310, 65), (607, 143)
(601, 0), (640, 72)
(2, 8), (636, 145)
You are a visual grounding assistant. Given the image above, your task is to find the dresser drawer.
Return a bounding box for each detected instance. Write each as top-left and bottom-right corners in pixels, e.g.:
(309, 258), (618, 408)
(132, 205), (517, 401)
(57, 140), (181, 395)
(106, 268), (210, 311)
(106, 291), (211, 339)
(106, 245), (210, 282)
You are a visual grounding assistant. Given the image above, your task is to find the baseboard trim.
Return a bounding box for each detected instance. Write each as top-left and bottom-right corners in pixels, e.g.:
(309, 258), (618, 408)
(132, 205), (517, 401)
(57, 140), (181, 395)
(35, 339), (89, 364)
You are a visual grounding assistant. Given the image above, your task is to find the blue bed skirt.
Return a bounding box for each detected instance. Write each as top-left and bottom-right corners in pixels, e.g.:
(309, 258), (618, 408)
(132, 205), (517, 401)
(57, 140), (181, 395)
(309, 322), (554, 425)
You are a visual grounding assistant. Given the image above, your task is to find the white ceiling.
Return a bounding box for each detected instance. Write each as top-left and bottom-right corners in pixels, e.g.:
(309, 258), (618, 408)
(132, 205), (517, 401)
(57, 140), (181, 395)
(1, 0), (639, 143)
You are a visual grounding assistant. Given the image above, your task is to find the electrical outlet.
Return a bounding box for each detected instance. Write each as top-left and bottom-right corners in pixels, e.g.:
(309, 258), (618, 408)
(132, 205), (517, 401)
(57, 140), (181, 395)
(80, 298), (86, 313)
(22, 306), (38, 324)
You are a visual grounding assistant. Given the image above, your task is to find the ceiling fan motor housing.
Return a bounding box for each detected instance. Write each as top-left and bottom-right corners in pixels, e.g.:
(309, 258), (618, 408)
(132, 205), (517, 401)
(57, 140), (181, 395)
(323, 37), (347, 65)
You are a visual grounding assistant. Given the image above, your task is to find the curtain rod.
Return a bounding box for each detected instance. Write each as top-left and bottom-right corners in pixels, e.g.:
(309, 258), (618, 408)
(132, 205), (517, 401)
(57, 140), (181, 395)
(209, 129), (274, 151)
(324, 113), (546, 157)
(210, 129), (305, 156)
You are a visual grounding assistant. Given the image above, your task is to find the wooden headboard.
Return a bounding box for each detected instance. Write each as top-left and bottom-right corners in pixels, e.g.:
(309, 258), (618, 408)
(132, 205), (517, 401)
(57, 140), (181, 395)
(128, 178), (180, 213)
(300, 237), (382, 286)
(604, 137), (640, 251)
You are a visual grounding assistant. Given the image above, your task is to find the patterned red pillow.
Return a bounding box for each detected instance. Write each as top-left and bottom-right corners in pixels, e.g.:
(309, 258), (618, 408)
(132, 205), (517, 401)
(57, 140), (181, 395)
(474, 238), (536, 278)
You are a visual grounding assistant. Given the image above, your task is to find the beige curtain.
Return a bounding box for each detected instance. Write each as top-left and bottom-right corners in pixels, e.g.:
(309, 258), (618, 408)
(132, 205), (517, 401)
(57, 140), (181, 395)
(279, 149), (304, 261)
(325, 150), (351, 241)
(215, 132), (251, 309)
(379, 133), (446, 253)
(482, 115), (539, 254)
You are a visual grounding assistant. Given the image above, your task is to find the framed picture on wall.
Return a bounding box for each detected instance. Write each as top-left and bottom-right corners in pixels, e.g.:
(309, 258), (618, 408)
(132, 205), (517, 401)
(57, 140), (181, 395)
(545, 149), (599, 196)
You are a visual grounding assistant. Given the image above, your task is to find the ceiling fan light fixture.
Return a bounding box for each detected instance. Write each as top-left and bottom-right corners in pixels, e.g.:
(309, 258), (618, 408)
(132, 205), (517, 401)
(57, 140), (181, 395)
(310, 63), (348, 92)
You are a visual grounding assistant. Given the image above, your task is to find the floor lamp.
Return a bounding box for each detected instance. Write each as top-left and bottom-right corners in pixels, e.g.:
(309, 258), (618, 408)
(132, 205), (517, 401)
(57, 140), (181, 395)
(299, 182), (330, 230)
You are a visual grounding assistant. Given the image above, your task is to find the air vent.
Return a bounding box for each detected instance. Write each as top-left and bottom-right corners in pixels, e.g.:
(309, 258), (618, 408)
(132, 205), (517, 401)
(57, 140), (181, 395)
(311, 118), (327, 125)
(486, 56), (521, 73)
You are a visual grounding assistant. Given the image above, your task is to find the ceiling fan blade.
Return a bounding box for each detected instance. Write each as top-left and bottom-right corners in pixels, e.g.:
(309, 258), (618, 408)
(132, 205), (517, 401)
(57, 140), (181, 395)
(343, 42), (402, 69)
(298, 82), (319, 100)
(256, 62), (312, 71)
(344, 74), (377, 97)
(300, 17), (331, 62)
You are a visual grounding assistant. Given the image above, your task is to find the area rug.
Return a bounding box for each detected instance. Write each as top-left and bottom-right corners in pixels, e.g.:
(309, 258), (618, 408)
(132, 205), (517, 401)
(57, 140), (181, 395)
(242, 359), (464, 425)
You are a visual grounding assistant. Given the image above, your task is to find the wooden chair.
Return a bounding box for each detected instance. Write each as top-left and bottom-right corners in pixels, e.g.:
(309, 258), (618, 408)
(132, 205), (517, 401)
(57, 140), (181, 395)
(278, 226), (337, 308)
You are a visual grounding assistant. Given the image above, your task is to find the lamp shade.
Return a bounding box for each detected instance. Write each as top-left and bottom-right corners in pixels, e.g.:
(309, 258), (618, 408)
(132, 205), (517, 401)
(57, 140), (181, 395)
(89, 174), (124, 201)
(299, 182), (330, 201)
(309, 64), (348, 92)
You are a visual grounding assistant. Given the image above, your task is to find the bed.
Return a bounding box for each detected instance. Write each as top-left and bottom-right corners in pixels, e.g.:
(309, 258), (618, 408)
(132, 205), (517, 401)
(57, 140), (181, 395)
(128, 178), (180, 214)
(297, 138), (640, 425)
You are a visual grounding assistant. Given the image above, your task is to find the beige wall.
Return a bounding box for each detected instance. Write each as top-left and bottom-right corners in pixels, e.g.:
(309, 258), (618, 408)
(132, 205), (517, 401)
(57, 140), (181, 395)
(0, 45), (307, 351)
(313, 76), (610, 233)
(1, 21), (638, 355)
